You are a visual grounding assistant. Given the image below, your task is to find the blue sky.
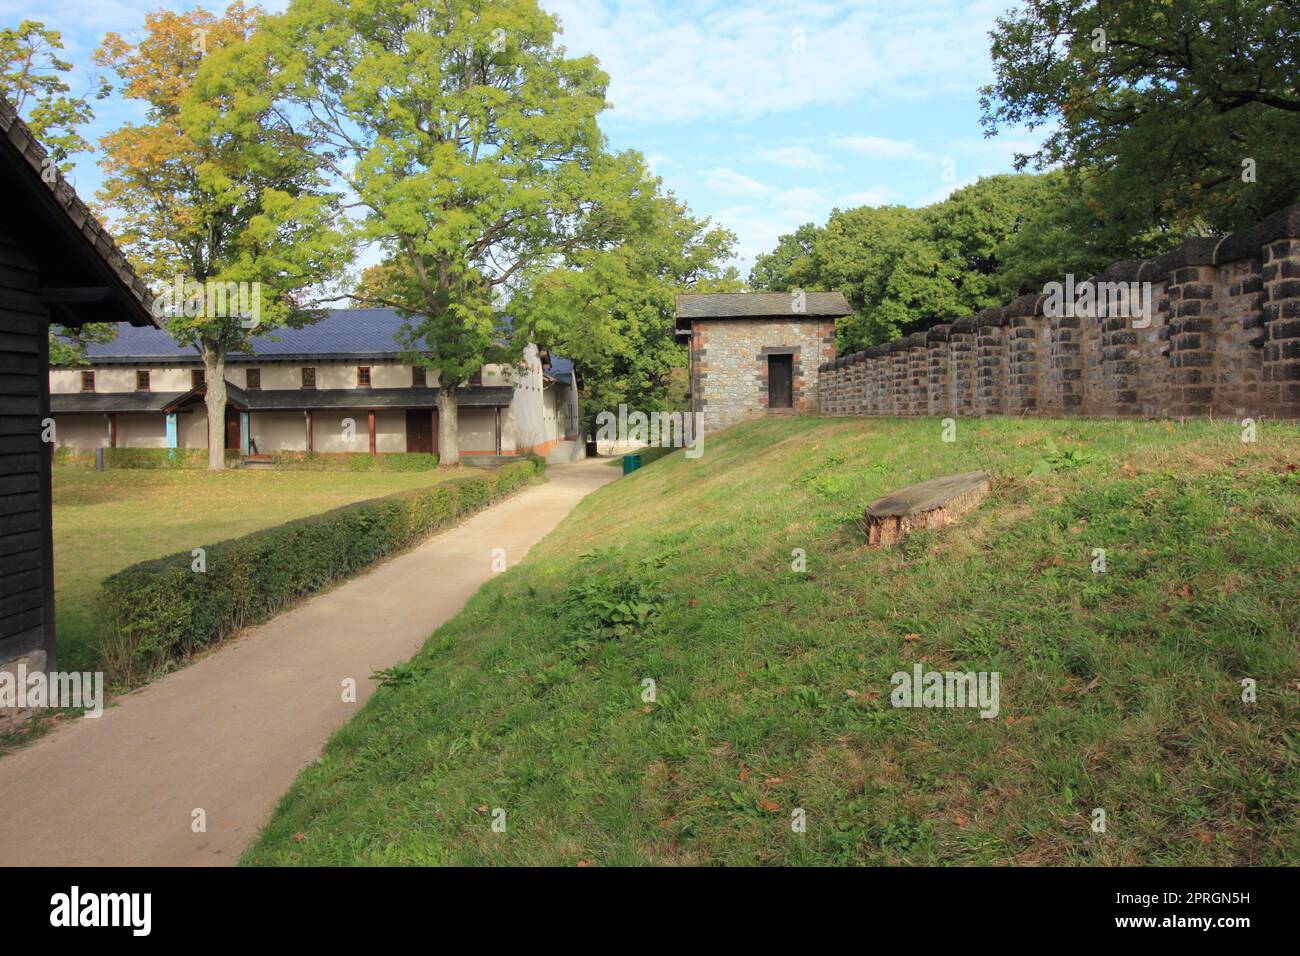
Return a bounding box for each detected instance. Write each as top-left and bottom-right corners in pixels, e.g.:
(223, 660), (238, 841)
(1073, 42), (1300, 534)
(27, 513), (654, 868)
(3, 0), (1041, 276)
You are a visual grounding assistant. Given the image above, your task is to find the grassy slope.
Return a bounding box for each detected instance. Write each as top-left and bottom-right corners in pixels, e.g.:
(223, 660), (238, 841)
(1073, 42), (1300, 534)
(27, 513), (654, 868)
(53, 466), (459, 672)
(245, 418), (1299, 866)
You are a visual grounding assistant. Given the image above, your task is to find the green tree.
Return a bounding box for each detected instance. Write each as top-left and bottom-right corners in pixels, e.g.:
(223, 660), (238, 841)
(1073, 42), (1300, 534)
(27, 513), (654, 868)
(0, 20), (99, 162)
(748, 222), (821, 292)
(748, 173), (1159, 352)
(517, 163), (739, 434)
(230, 0), (632, 464)
(981, 0), (1300, 233)
(98, 3), (347, 469)
(1, 21), (116, 364)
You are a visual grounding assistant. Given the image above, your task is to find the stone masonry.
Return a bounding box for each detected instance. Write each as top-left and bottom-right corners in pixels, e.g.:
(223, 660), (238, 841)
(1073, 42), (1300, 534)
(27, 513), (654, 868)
(688, 315), (837, 430)
(816, 202), (1300, 422)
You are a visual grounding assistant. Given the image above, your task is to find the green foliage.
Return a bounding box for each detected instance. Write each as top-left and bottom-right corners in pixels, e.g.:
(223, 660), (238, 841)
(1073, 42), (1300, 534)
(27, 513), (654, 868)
(267, 452), (440, 472)
(560, 550), (663, 641)
(97, 457), (543, 684)
(1030, 437), (1099, 477)
(0, 20), (119, 364)
(0, 20), (99, 162)
(981, 0), (1300, 233)
(224, 0), (643, 459)
(99, 4), (349, 346)
(90, 449), (216, 469)
(749, 174), (1159, 353)
(515, 170), (740, 434)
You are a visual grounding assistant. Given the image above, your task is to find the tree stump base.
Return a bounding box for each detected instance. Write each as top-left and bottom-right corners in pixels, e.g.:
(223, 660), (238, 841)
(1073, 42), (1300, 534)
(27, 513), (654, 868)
(863, 471), (991, 547)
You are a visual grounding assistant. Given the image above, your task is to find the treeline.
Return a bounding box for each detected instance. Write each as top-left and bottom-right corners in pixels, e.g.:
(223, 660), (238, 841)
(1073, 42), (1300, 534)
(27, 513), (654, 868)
(749, 171), (1170, 353)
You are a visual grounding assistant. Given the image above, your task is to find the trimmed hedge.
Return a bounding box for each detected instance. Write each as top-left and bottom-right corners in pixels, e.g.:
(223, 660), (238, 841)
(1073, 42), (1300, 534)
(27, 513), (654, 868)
(266, 451), (440, 471)
(55, 448), (442, 470)
(54, 448), (220, 469)
(97, 456), (544, 684)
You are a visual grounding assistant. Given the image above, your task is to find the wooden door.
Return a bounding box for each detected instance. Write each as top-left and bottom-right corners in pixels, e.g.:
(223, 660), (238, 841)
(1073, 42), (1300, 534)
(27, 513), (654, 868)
(768, 354), (793, 409)
(406, 409), (433, 453)
(224, 407), (241, 449)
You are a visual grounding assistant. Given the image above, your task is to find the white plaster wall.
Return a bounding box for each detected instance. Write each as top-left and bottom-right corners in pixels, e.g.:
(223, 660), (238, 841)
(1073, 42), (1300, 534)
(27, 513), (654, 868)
(311, 411), (369, 453)
(54, 415), (109, 449)
(50, 370), (83, 394)
(251, 412), (308, 452)
(459, 407), (497, 453)
(375, 410), (405, 452)
(180, 409), (208, 449)
(505, 344), (546, 451)
(116, 414), (167, 449)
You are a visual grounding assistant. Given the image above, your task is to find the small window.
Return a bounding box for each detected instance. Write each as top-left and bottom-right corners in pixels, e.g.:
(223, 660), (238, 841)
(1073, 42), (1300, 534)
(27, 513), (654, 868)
(468, 368), (482, 386)
(80, 370), (95, 392)
(246, 368), (261, 390)
(357, 366), (372, 388)
(301, 367), (316, 389)
(136, 369), (150, 391)
(191, 368), (205, 389)
(411, 366), (426, 387)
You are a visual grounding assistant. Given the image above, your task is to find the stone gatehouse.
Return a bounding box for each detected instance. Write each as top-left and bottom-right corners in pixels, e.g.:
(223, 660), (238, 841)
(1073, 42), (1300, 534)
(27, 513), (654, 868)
(676, 292), (848, 431)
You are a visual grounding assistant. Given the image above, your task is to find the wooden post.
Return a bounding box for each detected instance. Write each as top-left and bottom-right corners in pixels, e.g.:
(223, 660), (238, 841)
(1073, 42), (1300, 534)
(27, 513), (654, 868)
(431, 408), (438, 456)
(305, 410), (313, 452)
(108, 413), (117, 448)
(494, 407), (501, 455)
(368, 409), (376, 454)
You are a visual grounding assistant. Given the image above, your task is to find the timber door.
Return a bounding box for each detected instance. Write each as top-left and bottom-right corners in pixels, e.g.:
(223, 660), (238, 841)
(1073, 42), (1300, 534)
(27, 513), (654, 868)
(768, 354), (794, 409)
(406, 409), (434, 453)
(224, 407), (241, 449)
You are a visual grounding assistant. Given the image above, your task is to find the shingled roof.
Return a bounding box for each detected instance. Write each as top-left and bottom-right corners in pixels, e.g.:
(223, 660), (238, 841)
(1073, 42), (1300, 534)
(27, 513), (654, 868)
(0, 96), (157, 329)
(676, 291), (851, 319)
(674, 291), (851, 335)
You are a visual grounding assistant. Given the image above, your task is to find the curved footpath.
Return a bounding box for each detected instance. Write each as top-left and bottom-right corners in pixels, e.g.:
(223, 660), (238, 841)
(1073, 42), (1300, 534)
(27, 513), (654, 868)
(0, 459), (617, 866)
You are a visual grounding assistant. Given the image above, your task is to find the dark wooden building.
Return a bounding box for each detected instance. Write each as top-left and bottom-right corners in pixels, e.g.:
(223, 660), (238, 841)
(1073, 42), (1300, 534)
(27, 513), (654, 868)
(0, 97), (157, 679)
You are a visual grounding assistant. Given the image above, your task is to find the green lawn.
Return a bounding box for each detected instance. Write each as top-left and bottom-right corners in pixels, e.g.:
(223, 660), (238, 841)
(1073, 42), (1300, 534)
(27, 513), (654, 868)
(53, 465), (460, 674)
(244, 417), (1300, 866)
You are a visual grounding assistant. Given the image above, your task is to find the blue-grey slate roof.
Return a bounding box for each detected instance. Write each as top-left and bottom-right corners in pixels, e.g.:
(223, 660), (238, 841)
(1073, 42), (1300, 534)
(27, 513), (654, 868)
(85, 308), (413, 362)
(80, 308), (573, 374)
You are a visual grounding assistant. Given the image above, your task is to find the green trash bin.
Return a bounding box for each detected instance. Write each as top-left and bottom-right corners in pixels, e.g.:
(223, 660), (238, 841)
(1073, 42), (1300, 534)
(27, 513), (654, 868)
(622, 453), (642, 475)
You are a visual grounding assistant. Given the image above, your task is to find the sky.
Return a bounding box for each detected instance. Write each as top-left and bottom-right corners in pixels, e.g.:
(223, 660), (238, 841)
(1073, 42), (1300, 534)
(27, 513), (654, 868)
(2, 0), (1043, 277)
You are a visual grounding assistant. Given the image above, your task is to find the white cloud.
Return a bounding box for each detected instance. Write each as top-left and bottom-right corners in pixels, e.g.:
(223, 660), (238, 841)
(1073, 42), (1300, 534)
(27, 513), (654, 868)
(705, 166), (770, 196)
(546, 0), (1007, 123)
(755, 145), (830, 169)
(840, 186), (896, 206)
(833, 135), (934, 162)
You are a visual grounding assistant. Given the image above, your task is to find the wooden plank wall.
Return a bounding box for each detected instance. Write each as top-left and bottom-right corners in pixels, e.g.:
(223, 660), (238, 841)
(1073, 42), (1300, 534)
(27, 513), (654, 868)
(0, 227), (54, 667)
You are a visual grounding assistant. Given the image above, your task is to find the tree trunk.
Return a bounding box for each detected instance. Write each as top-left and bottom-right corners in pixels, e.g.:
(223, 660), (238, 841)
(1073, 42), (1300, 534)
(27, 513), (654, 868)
(436, 387), (459, 465)
(202, 344), (227, 471)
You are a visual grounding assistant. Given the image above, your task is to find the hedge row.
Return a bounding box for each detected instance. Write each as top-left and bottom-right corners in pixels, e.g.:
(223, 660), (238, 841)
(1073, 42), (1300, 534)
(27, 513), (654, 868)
(54, 448), (221, 469)
(266, 451), (440, 471)
(97, 456), (544, 685)
(55, 449), (442, 470)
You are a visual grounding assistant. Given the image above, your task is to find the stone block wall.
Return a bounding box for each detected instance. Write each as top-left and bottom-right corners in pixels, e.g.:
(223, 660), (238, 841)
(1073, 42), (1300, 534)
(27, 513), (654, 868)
(816, 203), (1300, 421)
(690, 317), (836, 430)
